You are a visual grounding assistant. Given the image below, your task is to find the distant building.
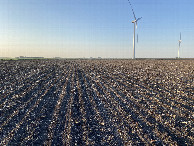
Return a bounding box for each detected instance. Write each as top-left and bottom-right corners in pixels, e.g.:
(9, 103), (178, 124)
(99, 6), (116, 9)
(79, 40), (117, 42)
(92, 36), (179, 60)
(19, 56), (25, 58)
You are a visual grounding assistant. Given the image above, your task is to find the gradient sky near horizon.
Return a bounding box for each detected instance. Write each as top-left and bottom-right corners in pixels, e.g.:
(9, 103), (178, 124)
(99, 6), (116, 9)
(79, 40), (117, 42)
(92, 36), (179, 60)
(0, 0), (194, 58)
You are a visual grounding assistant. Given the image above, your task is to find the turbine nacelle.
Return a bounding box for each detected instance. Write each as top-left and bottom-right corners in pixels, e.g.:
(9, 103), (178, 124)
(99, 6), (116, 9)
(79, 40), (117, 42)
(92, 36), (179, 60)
(132, 17), (142, 23)
(132, 17), (142, 29)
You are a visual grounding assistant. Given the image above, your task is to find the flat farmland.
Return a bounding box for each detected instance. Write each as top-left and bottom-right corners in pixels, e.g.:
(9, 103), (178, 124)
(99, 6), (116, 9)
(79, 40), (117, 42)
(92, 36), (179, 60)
(0, 59), (193, 145)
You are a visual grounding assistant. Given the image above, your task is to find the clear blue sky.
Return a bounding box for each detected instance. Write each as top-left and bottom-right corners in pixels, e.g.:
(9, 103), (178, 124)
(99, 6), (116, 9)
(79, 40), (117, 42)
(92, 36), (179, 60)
(0, 0), (193, 58)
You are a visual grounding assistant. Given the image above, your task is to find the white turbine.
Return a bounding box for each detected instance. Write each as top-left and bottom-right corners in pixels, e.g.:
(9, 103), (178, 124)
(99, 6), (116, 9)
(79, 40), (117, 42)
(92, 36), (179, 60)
(132, 17), (142, 59)
(178, 33), (182, 58)
(127, 0), (142, 59)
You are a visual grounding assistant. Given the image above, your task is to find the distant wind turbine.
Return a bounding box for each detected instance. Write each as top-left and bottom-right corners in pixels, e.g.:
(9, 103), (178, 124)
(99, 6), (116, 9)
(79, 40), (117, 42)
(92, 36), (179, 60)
(178, 33), (182, 58)
(127, 0), (142, 59)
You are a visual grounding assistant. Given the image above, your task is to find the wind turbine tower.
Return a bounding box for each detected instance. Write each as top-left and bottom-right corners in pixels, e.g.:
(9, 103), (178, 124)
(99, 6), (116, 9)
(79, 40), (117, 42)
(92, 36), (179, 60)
(127, 0), (142, 59)
(132, 17), (142, 59)
(178, 33), (182, 58)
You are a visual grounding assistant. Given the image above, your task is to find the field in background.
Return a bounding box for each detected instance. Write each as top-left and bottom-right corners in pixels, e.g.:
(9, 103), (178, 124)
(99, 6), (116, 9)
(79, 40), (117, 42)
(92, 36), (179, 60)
(0, 59), (193, 145)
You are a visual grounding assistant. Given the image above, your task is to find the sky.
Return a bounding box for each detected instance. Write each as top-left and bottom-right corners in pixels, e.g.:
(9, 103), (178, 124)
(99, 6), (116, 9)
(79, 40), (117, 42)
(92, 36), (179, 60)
(0, 0), (194, 58)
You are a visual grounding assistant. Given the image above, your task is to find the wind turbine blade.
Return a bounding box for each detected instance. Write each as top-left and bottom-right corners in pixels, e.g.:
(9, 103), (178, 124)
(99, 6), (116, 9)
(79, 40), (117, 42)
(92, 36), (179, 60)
(136, 17), (142, 22)
(180, 33), (181, 40)
(137, 34), (138, 43)
(127, 0), (136, 20)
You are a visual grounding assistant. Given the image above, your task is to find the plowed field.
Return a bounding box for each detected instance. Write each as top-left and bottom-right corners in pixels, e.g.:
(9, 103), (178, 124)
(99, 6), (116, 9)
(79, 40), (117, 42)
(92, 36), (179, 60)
(0, 59), (193, 145)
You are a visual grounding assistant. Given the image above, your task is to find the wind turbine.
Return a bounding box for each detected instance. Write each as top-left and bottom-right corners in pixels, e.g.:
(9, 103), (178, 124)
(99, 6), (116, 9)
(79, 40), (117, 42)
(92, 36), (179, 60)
(178, 33), (182, 58)
(127, 0), (142, 59)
